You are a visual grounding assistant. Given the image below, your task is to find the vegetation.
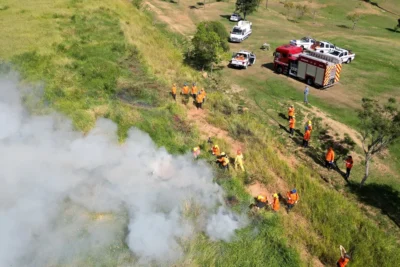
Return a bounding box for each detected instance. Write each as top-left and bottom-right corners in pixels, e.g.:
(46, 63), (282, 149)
(347, 12), (362, 30)
(189, 21), (229, 70)
(359, 98), (400, 186)
(235, 0), (261, 19)
(2, 0), (400, 266)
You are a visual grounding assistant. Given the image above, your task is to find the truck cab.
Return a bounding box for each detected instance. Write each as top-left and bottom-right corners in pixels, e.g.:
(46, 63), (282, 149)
(273, 45), (303, 74)
(229, 21), (252, 43)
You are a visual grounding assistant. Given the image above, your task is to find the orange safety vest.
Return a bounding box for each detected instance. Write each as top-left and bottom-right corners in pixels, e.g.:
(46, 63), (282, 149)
(212, 146), (220, 156)
(182, 86), (189, 95)
(337, 257), (350, 267)
(289, 118), (296, 129)
(303, 130), (311, 141)
(288, 107), (295, 116)
(171, 86), (177, 94)
(196, 94), (204, 103)
(272, 198), (280, 211)
(200, 89), (206, 97)
(191, 86), (198, 95)
(326, 150), (335, 162)
(287, 192), (299, 205)
(345, 158), (353, 169)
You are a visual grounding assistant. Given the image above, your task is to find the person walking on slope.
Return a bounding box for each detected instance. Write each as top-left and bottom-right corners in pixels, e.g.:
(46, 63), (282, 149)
(193, 146), (201, 159)
(303, 129), (311, 148)
(234, 149), (245, 171)
(304, 85), (309, 105)
(217, 152), (230, 171)
(288, 105), (295, 121)
(200, 88), (206, 103)
(181, 83), (190, 104)
(289, 116), (296, 136)
(195, 93), (204, 109)
(344, 155), (353, 180)
(191, 83), (198, 99)
(305, 120), (312, 133)
(212, 144), (220, 156)
(272, 193), (280, 212)
(254, 195), (268, 210)
(337, 245), (351, 267)
(171, 83), (177, 101)
(286, 189), (299, 213)
(325, 147), (335, 170)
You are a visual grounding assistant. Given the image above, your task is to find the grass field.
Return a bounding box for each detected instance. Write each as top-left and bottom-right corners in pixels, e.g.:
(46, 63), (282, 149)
(1, 0), (400, 266)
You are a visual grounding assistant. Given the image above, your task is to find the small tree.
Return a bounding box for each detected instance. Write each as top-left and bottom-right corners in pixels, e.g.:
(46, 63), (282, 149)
(284, 2), (294, 18)
(235, 0), (261, 20)
(265, 0), (269, 9)
(358, 98), (400, 186)
(295, 4), (308, 19)
(191, 23), (223, 70)
(394, 18), (400, 32)
(347, 12), (361, 30)
(311, 9), (317, 24)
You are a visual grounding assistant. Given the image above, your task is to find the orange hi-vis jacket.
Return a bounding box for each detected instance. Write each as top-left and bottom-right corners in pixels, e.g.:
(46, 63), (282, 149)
(345, 158), (353, 169)
(171, 86), (177, 95)
(182, 86), (189, 95)
(287, 191), (299, 205)
(337, 257), (350, 267)
(196, 94), (204, 103)
(212, 146), (220, 156)
(272, 197), (280, 211)
(326, 149), (335, 162)
(303, 130), (311, 141)
(288, 107), (295, 117)
(191, 86), (198, 95)
(289, 118), (296, 129)
(200, 89), (206, 97)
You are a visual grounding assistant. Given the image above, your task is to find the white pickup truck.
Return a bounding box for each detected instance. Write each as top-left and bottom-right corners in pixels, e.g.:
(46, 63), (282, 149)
(311, 41), (336, 53)
(290, 37), (315, 49)
(329, 47), (356, 64)
(229, 21), (252, 43)
(229, 51), (256, 69)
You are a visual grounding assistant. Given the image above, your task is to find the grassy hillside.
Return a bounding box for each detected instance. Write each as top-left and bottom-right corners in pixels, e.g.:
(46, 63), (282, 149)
(1, 0), (400, 266)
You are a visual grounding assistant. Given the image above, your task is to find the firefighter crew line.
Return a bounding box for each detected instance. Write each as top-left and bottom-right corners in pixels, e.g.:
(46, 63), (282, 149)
(171, 83), (206, 109)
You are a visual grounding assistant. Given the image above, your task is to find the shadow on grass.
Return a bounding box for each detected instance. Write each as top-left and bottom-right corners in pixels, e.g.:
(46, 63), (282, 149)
(189, 5), (198, 9)
(347, 181), (400, 228)
(220, 15), (231, 19)
(385, 28), (400, 33)
(262, 63), (275, 71)
(278, 112), (288, 120)
(337, 24), (350, 29)
(287, 19), (299, 23)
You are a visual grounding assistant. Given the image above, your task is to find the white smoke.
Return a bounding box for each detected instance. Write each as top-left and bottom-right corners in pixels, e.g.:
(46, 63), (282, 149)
(0, 73), (247, 266)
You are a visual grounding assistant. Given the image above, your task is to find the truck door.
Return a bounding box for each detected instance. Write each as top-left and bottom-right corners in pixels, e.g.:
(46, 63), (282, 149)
(249, 54), (256, 65)
(298, 61), (307, 79)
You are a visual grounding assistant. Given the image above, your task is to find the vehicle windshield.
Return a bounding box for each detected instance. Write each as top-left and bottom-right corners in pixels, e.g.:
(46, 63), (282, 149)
(232, 28), (242, 34)
(330, 51), (341, 56)
(300, 37), (309, 42)
(231, 14), (238, 17)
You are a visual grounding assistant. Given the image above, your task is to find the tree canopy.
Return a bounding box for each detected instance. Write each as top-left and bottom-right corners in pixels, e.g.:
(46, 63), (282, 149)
(359, 98), (400, 186)
(190, 21), (229, 69)
(235, 0), (261, 19)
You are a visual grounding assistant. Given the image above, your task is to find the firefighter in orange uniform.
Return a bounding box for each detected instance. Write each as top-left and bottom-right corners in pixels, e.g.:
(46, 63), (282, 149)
(286, 189), (299, 212)
(288, 105), (295, 121)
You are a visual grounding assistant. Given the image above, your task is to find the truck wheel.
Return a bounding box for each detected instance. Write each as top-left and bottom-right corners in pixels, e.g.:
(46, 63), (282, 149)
(347, 58), (352, 64)
(276, 66), (283, 74)
(320, 50), (324, 53)
(306, 77), (314, 86)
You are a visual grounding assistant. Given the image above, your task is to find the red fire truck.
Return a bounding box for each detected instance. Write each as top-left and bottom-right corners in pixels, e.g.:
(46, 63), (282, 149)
(273, 45), (342, 88)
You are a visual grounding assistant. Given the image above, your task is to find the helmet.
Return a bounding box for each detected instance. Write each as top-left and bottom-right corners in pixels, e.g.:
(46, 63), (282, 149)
(308, 120), (312, 125)
(291, 189), (297, 193)
(273, 193), (279, 198)
(344, 254), (351, 259)
(257, 195), (264, 201)
(237, 149), (241, 154)
(173, 83), (176, 86)
(214, 144), (219, 148)
(292, 115), (296, 118)
(184, 83), (187, 86)
(221, 152), (226, 156)
(290, 105), (294, 107)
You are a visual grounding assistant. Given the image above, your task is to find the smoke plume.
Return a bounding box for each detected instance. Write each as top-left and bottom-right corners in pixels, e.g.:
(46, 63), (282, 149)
(0, 73), (246, 266)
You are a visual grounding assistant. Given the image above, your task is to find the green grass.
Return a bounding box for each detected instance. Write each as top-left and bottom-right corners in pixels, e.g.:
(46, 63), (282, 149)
(3, 0), (400, 266)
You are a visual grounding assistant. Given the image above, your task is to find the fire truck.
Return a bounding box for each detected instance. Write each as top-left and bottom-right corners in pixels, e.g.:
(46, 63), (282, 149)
(273, 45), (342, 88)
